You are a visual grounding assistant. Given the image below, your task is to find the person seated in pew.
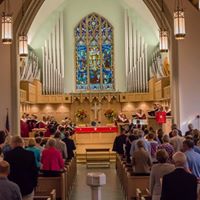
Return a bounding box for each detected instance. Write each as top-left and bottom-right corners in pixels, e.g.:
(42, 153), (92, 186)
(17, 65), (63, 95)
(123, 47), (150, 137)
(149, 149), (175, 200)
(41, 138), (64, 177)
(0, 160), (22, 200)
(62, 131), (76, 160)
(132, 140), (152, 175)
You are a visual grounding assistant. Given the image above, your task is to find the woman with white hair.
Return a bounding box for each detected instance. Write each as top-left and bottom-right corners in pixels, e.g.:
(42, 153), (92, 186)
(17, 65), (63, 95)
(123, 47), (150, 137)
(41, 138), (64, 176)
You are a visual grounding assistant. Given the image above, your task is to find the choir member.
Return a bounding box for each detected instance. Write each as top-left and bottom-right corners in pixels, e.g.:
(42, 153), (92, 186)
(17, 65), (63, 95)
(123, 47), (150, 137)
(135, 109), (146, 119)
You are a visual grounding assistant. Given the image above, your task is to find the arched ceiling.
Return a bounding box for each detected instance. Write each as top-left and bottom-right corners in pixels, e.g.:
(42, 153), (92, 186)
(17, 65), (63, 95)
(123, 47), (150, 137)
(28, 0), (159, 44)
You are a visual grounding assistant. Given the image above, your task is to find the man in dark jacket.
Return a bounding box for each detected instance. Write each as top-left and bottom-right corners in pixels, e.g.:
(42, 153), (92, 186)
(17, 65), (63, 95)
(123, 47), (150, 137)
(62, 132), (76, 160)
(160, 151), (197, 200)
(4, 136), (38, 199)
(112, 128), (127, 155)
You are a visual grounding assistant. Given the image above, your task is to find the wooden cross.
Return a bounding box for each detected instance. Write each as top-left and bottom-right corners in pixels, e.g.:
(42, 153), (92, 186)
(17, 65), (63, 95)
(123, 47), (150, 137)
(91, 102), (101, 120)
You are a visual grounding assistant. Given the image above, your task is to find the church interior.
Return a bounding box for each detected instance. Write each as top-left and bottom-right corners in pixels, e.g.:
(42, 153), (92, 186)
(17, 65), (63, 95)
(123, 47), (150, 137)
(0, 0), (200, 199)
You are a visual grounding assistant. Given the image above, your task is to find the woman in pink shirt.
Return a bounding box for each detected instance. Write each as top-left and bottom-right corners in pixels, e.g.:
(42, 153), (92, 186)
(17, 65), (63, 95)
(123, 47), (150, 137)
(41, 138), (64, 176)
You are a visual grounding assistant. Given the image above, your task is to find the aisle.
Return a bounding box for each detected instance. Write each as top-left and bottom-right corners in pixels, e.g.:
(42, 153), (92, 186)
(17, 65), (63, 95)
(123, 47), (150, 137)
(70, 164), (124, 200)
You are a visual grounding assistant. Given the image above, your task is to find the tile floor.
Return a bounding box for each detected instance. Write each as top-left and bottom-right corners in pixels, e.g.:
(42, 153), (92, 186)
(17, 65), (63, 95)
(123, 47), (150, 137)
(70, 164), (124, 200)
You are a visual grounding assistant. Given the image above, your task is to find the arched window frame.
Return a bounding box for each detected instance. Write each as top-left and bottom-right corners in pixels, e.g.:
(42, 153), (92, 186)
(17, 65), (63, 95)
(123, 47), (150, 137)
(74, 13), (115, 91)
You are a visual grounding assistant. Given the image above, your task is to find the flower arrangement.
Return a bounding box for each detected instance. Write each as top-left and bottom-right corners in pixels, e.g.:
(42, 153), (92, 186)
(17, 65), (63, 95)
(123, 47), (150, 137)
(75, 109), (87, 121)
(104, 109), (116, 121)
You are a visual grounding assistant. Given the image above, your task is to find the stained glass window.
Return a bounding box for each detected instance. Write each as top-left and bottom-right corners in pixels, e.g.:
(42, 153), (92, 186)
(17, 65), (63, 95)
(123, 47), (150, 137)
(75, 13), (114, 91)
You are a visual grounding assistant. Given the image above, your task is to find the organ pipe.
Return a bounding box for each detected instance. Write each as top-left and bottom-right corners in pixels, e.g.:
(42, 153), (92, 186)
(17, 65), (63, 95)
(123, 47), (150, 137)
(42, 12), (64, 95)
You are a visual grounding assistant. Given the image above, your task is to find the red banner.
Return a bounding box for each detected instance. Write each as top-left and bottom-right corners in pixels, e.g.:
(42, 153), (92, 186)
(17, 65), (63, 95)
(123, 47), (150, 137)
(156, 111), (166, 124)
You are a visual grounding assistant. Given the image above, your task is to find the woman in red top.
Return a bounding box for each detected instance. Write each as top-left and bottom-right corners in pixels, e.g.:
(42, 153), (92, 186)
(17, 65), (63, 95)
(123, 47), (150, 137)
(41, 138), (64, 176)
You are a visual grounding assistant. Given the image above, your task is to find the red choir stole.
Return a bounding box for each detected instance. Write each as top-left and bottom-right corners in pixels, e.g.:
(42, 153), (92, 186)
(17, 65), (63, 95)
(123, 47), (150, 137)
(155, 111), (166, 124)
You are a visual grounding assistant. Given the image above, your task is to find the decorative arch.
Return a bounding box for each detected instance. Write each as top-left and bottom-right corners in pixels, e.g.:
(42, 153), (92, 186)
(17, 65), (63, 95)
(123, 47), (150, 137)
(74, 13), (114, 91)
(12, 0), (179, 134)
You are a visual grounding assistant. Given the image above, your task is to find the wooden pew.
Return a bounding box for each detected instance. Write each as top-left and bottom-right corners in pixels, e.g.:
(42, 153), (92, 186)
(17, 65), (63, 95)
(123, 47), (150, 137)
(34, 189), (56, 200)
(35, 172), (66, 200)
(134, 188), (151, 200)
(115, 154), (150, 200)
(65, 157), (77, 199)
(126, 174), (150, 200)
(35, 156), (77, 200)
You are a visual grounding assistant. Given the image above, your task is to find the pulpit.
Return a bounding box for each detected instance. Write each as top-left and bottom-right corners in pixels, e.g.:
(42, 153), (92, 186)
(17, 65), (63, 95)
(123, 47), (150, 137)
(148, 116), (173, 133)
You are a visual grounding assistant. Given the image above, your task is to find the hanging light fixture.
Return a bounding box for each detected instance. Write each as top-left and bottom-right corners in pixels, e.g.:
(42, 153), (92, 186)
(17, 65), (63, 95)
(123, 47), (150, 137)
(19, 0), (28, 57)
(159, 30), (168, 52)
(159, 0), (168, 52)
(19, 35), (28, 57)
(1, 0), (13, 44)
(174, 0), (186, 40)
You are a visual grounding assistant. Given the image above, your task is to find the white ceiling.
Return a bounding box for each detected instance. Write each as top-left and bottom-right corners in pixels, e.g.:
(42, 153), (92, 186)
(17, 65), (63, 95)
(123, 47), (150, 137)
(28, 0), (159, 44)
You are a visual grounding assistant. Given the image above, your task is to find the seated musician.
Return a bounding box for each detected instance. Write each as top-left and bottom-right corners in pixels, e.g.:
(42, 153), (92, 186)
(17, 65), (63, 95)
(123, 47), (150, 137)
(116, 113), (129, 123)
(135, 109), (146, 119)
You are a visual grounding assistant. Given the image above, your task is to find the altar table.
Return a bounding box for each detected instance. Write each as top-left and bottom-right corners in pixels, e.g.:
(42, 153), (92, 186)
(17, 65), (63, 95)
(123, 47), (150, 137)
(75, 126), (118, 133)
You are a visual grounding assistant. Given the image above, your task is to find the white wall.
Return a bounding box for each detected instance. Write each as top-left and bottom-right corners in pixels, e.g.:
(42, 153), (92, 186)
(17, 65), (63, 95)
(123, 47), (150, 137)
(178, 3), (200, 132)
(165, 0), (200, 132)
